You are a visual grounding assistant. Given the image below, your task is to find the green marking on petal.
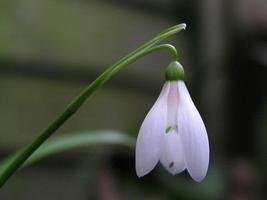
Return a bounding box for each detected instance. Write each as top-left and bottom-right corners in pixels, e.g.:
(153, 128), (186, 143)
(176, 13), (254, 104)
(165, 126), (173, 134)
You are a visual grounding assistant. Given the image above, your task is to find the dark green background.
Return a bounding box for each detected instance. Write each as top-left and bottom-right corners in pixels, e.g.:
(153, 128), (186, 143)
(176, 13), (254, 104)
(0, 0), (266, 199)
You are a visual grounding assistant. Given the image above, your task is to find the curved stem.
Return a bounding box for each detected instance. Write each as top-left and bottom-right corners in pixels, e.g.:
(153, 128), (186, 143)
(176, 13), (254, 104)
(143, 44), (178, 61)
(0, 23), (186, 187)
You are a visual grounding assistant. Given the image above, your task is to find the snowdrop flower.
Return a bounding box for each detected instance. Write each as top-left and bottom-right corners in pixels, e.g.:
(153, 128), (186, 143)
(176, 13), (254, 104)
(135, 61), (209, 182)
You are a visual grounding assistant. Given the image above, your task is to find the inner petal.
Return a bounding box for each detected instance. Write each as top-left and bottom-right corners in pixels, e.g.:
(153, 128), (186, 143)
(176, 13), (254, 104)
(166, 82), (179, 132)
(160, 130), (185, 175)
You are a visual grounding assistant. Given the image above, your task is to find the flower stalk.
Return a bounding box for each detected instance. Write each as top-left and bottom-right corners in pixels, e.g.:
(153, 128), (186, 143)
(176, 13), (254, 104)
(0, 23), (186, 187)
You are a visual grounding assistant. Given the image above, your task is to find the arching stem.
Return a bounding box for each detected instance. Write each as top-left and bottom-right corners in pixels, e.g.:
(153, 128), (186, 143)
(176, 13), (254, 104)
(0, 23), (186, 187)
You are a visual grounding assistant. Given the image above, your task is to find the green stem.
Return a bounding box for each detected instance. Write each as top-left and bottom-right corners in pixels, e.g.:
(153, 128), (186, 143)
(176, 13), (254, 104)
(144, 44), (178, 61)
(0, 23), (186, 187)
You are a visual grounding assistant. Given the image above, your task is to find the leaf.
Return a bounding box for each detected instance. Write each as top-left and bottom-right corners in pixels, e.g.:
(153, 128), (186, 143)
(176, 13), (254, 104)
(0, 130), (135, 171)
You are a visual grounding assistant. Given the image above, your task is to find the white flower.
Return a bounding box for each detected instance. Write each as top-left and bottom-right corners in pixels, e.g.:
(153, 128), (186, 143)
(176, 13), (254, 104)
(135, 80), (209, 182)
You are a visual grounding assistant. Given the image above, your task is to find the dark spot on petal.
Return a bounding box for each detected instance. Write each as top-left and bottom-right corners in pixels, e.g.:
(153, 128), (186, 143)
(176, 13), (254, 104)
(169, 162), (174, 168)
(165, 126), (172, 134)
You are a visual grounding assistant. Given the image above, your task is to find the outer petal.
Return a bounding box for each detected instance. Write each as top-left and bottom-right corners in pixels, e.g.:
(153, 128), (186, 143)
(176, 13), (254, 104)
(177, 81), (209, 182)
(135, 82), (170, 177)
(166, 81), (179, 128)
(160, 130), (185, 175)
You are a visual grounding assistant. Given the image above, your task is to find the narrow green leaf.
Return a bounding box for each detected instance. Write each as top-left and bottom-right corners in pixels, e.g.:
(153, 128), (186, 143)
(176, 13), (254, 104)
(0, 130), (135, 171)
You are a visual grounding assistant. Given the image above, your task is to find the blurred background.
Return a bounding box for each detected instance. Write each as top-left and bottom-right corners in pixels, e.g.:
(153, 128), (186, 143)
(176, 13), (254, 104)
(0, 0), (266, 199)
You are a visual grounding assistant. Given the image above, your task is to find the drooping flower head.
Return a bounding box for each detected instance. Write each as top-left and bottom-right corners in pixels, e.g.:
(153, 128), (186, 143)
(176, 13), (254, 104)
(135, 61), (209, 182)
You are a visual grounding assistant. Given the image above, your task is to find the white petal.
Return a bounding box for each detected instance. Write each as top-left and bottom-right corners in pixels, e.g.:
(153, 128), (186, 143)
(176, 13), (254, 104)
(160, 130), (185, 175)
(166, 81), (179, 129)
(177, 81), (209, 182)
(135, 82), (170, 177)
